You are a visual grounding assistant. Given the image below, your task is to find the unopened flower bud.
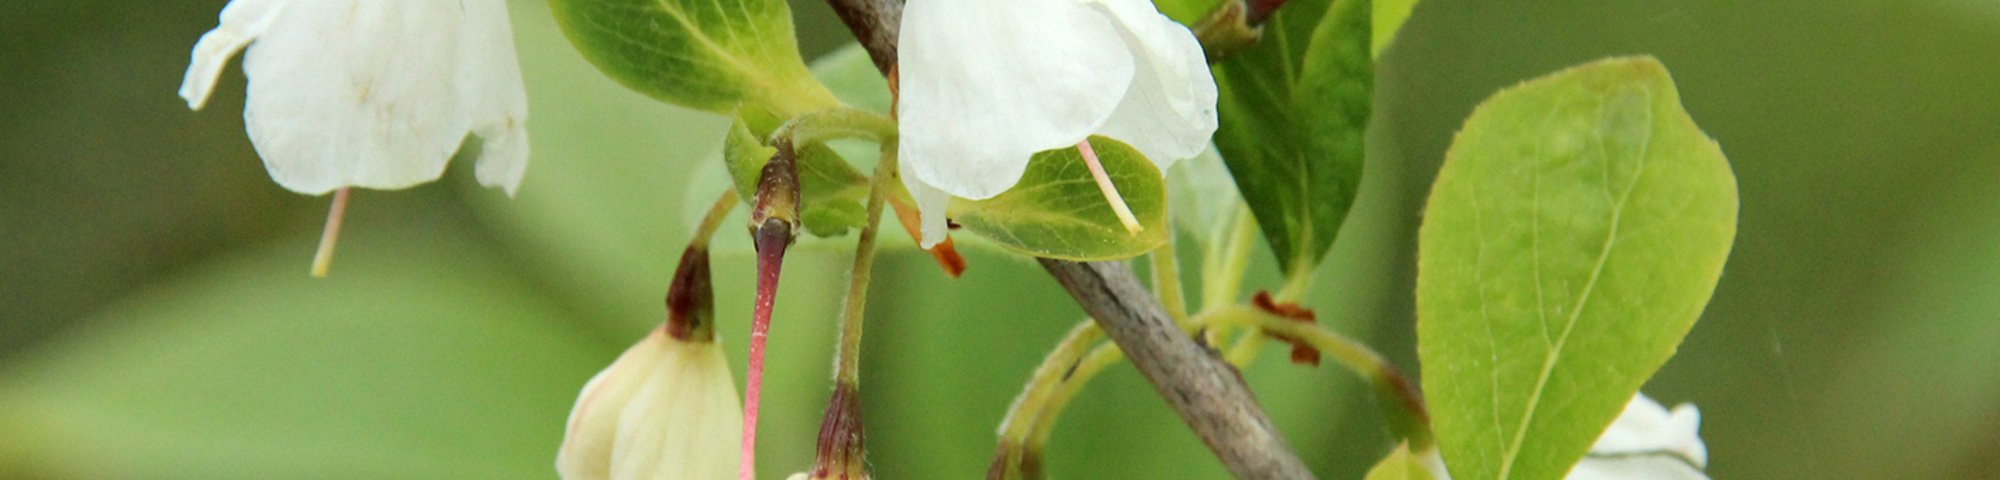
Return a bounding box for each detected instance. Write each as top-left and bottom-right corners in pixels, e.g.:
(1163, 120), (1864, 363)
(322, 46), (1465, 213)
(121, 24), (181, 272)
(556, 327), (742, 480)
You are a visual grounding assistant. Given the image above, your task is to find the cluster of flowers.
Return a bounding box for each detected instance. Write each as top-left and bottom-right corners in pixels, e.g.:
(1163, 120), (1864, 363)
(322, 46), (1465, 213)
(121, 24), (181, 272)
(179, 1), (1709, 479)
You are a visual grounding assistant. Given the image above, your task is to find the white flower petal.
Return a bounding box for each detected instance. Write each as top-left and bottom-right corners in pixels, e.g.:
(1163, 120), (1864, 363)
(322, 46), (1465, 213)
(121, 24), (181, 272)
(556, 330), (670, 480)
(179, 0), (286, 111)
(897, 0), (1137, 200)
(1568, 457), (1709, 480)
(459, 0), (532, 196)
(555, 329), (742, 480)
(609, 337), (741, 480)
(239, 1), (469, 194)
(184, 0), (531, 195)
(900, 155), (955, 248)
(1591, 393), (1707, 468)
(1087, 0), (1219, 167)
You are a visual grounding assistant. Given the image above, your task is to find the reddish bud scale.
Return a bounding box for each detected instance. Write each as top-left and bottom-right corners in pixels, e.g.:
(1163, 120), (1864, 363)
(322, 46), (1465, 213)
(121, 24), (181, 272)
(810, 381), (869, 480)
(887, 193), (968, 278)
(666, 244), (716, 343)
(1252, 291), (1322, 366)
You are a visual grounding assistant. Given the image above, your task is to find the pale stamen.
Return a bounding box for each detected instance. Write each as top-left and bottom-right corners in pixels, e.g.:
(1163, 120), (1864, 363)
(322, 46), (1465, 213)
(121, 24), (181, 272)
(1077, 141), (1143, 234)
(310, 188), (351, 277)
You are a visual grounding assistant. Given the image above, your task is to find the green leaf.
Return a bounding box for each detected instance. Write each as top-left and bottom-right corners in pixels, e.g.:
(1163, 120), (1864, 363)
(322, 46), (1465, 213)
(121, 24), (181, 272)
(1365, 444), (1440, 480)
(1374, 0), (1418, 57)
(721, 117), (872, 237)
(949, 136), (1169, 261)
(1211, 0), (1370, 275)
(547, 0), (838, 132)
(1415, 57), (1738, 480)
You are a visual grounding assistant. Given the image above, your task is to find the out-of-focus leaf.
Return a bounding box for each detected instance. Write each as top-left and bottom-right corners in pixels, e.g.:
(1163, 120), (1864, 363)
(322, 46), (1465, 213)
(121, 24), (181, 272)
(810, 43), (893, 114)
(0, 228), (610, 480)
(546, 0), (838, 132)
(949, 136), (1168, 261)
(1416, 57), (1737, 480)
(1374, 0), (1417, 57)
(1211, 0), (1370, 275)
(1167, 145), (1241, 246)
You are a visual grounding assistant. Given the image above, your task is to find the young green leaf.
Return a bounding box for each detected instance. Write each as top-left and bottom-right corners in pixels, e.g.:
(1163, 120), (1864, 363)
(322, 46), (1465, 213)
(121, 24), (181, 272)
(721, 118), (872, 238)
(949, 136), (1169, 261)
(1210, 0), (1370, 275)
(547, 0), (838, 132)
(1365, 444), (1441, 480)
(1415, 57), (1737, 480)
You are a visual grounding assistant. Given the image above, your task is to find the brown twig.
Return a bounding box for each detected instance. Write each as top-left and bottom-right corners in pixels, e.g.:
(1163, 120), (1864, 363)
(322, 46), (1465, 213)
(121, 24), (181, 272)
(824, 0), (901, 75)
(1039, 260), (1317, 480)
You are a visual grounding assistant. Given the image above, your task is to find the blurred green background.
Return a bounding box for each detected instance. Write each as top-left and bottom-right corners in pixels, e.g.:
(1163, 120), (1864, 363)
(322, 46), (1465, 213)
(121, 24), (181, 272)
(3, 0), (1998, 479)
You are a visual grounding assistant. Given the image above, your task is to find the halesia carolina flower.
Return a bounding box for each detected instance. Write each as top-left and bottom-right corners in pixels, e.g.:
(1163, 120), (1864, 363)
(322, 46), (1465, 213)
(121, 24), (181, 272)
(1421, 393), (1710, 480)
(556, 326), (743, 480)
(1566, 393), (1709, 480)
(896, 0), (1219, 247)
(179, 0), (531, 196)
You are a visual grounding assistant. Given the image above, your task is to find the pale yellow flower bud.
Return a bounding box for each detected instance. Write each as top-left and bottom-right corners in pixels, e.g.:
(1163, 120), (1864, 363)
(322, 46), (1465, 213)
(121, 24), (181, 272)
(556, 327), (743, 480)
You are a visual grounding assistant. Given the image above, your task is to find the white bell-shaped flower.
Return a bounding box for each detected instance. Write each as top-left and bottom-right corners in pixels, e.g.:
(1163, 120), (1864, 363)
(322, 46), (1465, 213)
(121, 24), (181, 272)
(1566, 393), (1709, 480)
(896, 0), (1218, 246)
(556, 327), (743, 480)
(1421, 393), (1710, 480)
(179, 0), (530, 196)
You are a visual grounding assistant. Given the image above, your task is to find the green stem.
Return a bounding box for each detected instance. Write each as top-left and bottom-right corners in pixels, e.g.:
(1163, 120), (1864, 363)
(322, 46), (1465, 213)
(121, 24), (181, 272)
(768, 106), (899, 147)
(1152, 232), (1190, 327)
(1207, 306), (1433, 447)
(832, 142), (897, 384)
(1203, 204), (1259, 309)
(691, 191), (740, 250)
(995, 304), (1433, 474)
(989, 320), (1104, 479)
(1223, 329), (1269, 366)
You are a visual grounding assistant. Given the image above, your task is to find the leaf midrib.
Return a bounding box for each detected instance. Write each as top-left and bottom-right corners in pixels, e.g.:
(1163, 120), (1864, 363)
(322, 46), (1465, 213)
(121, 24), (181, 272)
(1491, 94), (1656, 480)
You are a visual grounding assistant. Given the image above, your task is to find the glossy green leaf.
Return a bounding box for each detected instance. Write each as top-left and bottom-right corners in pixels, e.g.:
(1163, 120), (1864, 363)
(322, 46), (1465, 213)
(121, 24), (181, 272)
(721, 117), (871, 237)
(949, 136), (1169, 261)
(1374, 0), (1417, 57)
(1415, 57), (1738, 480)
(1365, 444), (1440, 480)
(547, 0), (838, 131)
(1211, 0), (1370, 275)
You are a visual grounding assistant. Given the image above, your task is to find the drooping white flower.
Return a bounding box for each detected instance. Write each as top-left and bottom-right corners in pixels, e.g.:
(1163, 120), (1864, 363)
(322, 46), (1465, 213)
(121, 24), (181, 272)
(179, 0), (531, 196)
(556, 326), (743, 480)
(896, 0), (1219, 246)
(1420, 393), (1709, 480)
(1566, 393), (1709, 480)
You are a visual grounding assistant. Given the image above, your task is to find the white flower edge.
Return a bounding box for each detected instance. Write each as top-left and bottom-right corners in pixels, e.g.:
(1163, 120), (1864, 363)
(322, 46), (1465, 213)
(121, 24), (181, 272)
(895, 0), (1217, 247)
(1419, 393), (1709, 480)
(180, 0), (530, 196)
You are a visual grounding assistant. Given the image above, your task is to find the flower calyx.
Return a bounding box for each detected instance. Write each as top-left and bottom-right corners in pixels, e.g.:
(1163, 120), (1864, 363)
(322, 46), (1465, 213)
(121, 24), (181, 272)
(807, 381), (872, 480)
(666, 244), (718, 343)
